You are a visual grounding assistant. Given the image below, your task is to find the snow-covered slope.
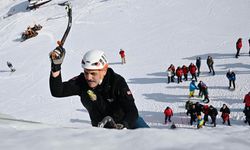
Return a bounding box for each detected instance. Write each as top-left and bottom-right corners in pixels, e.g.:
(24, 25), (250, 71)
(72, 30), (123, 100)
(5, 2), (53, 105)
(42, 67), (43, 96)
(0, 0), (250, 149)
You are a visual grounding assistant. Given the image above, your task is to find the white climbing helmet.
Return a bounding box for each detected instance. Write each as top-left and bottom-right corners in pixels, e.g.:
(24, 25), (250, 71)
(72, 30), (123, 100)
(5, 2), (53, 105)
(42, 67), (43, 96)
(81, 50), (108, 70)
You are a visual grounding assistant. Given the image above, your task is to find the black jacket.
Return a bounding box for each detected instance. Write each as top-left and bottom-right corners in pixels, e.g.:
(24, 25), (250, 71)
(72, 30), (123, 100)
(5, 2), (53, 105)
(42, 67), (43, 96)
(209, 107), (218, 117)
(220, 107), (230, 114)
(50, 68), (139, 129)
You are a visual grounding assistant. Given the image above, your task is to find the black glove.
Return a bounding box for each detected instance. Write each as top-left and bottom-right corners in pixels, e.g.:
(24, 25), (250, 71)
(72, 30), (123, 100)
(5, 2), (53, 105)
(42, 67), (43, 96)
(49, 46), (65, 72)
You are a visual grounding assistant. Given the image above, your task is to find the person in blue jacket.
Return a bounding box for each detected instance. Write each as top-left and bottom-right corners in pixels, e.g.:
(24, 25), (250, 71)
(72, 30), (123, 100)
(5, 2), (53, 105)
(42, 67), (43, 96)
(189, 79), (198, 97)
(226, 69), (236, 90)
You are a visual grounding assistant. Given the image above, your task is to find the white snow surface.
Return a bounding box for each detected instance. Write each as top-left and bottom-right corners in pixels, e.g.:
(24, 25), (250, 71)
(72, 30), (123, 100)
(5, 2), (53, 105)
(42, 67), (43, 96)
(0, 0), (250, 149)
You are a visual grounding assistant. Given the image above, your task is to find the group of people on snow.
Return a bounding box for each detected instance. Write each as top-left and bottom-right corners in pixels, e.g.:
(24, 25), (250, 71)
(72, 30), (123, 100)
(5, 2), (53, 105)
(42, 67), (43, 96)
(22, 24), (42, 40)
(189, 80), (210, 103)
(185, 101), (231, 128)
(166, 56), (216, 84)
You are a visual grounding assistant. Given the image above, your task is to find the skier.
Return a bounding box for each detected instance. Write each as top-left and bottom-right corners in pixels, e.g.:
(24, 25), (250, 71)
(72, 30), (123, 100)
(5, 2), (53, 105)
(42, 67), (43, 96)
(226, 69), (236, 90)
(208, 105), (218, 127)
(206, 56), (215, 75)
(196, 57), (201, 77)
(119, 49), (126, 64)
(188, 63), (197, 82)
(220, 104), (231, 126)
(182, 65), (189, 81)
(168, 64), (175, 82)
(235, 38), (242, 58)
(243, 92), (250, 124)
(7, 61), (15, 72)
(189, 79), (198, 98)
(176, 66), (183, 84)
(49, 49), (149, 129)
(164, 106), (173, 124)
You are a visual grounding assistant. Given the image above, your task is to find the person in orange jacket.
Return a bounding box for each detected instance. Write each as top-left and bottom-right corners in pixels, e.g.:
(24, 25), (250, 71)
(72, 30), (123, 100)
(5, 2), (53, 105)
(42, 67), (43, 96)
(188, 63), (197, 82)
(119, 49), (126, 64)
(164, 106), (173, 124)
(176, 66), (183, 84)
(182, 65), (189, 81)
(235, 38), (242, 58)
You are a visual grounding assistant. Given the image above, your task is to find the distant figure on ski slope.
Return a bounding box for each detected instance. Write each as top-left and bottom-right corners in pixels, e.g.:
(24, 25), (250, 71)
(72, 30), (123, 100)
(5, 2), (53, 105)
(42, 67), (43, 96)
(208, 105), (218, 127)
(235, 38), (242, 58)
(196, 57), (201, 77)
(167, 68), (174, 84)
(185, 99), (193, 115)
(182, 65), (189, 81)
(188, 63), (197, 82)
(176, 66), (183, 84)
(197, 81), (203, 97)
(220, 104), (231, 126)
(198, 81), (209, 103)
(226, 69), (236, 90)
(119, 49), (126, 64)
(243, 106), (250, 125)
(187, 104), (197, 125)
(243, 92), (250, 124)
(49, 49), (149, 129)
(206, 56), (215, 75)
(202, 104), (209, 126)
(189, 79), (198, 98)
(7, 61), (15, 72)
(164, 106), (173, 124)
(248, 38), (250, 56)
(168, 64), (175, 82)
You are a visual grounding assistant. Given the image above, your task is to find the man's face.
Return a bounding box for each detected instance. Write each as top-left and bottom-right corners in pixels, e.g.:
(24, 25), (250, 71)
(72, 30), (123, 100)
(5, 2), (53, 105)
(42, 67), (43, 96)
(84, 69), (107, 88)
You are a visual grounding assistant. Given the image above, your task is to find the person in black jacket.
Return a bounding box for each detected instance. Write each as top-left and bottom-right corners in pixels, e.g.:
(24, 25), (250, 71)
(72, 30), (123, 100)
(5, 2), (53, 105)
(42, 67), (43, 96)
(207, 56), (215, 75)
(196, 57), (201, 77)
(208, 105), (218, 127)
(220, 104), (231, 126)
(49, 48), (149, 129)
(187, 104), (197, 125)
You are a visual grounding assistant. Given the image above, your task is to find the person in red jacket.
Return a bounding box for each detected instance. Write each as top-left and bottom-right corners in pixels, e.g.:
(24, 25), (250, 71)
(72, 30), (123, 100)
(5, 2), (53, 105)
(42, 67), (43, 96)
(164, 106), (173, 124)
(243, 92), (250, 107)
(235, 38), (242, 58)
(188, 63), (197, 82)
(243, 92), (250, 123)
(182, 65), (189, 81)
(176, 66), (183, 84)
(119, 49), (126, 64)
(202, 105), (209, 125)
